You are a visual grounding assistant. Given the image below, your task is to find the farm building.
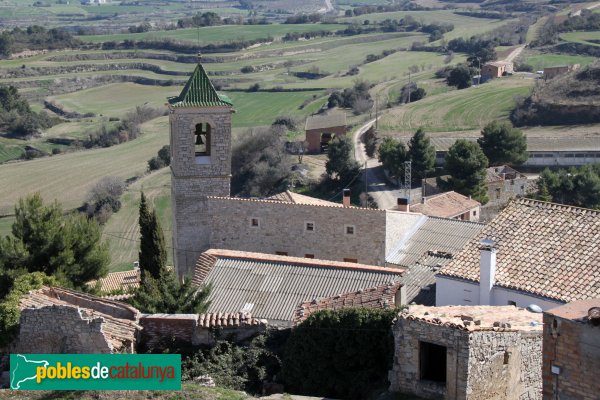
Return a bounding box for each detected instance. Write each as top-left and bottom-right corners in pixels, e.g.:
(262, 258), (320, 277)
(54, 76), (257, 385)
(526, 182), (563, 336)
(304, 112), (347, 153)
(481, 61), (513, 81)
(388, 304), (543, 400)
(543, 64), (580, 80)
(427, 137), (600, 167)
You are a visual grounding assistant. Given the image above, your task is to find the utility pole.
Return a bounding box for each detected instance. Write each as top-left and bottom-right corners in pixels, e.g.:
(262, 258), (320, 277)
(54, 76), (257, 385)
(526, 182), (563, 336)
(477, 57), (481, 86)
(404, 160), (412, 204)
(364, 160), (368, 204)
(375, 96), (379, 130)
(408, 71), (412, 104)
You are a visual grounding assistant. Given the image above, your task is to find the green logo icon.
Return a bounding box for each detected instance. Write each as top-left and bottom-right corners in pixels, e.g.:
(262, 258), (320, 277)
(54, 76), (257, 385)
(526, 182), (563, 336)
(10, 354), (181, 390)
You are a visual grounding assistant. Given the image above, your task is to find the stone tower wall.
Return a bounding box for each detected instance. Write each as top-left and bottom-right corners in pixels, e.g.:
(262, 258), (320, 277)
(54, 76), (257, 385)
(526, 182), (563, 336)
(170, 106), (232, 277)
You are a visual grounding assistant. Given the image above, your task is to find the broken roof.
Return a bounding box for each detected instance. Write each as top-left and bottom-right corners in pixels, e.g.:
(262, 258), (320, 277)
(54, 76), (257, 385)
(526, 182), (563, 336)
(438, 199), (600, 303)
(305, 112), (346, 131)
(293, 281), (401, 324)
(410, 191), (480, 219)
(87, 270), (140, 293)
(545, 298), (600, 323)
(400, 304), (543, 333)
(193, 249), (403, 324)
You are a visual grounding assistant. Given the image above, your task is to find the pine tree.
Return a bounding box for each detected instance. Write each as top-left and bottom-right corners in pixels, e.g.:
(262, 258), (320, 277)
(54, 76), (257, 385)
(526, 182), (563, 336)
(408, 128), (436, 184)
(478, 121), (527, 166)
(443, 139), (489, 204)
(138, 192), (167, 280)
(377, 137), (407, 185)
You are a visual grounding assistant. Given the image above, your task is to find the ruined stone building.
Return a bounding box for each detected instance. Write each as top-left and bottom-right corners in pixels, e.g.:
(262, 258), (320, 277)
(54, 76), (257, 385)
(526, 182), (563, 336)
(304, 112), (346, 153)
(389, 304), (543, 400)
(542, 298), (600, 399)
(436, 199), (600, 310)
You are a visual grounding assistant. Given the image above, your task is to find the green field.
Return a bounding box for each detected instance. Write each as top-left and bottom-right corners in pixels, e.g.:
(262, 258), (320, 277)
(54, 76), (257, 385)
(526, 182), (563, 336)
(77, 23), (347, 44)
(103, 168), (172, 272)
(379, 77), (534, 136)
(0, 117), (169, 215)
(561, 31), (600, 47)
(522, 53), (597, 71)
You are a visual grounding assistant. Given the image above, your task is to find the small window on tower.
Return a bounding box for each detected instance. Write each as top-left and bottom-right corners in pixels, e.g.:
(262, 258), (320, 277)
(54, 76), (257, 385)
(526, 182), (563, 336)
(194, 123), (211, 156)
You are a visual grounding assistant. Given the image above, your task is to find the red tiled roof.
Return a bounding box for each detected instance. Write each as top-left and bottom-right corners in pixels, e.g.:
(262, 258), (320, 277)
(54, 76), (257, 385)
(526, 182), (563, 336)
(545, 298), (600, 322)
(400, 304), (543, 332)
(88, 270), (140, 293)
(438, 199), (600, 303)
(293, 281), (401, 324)
(410, 191), (480, 219)
(141, 312), (266, 328)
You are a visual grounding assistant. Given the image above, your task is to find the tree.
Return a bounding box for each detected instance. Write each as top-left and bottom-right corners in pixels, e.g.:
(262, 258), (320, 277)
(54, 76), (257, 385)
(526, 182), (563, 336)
(443, 140), (489, 204)
(535, 165), (600, 209)
(231, 126), (291, 197)
(477, 121), (527, 166)
(377, 137), (407, 184)
(129, 268), (212, 314)
(325, 136), (360, 183)
(138, 192), (167, 280)
(0, 193), (109, 289)
(446, 65), (473, 89)
(407, 128), (435, 184)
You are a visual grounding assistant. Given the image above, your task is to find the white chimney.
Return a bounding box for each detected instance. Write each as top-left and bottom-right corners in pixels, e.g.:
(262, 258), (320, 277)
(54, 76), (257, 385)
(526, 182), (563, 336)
(479, 239), (496, 306)
(397, 198), (409, 212)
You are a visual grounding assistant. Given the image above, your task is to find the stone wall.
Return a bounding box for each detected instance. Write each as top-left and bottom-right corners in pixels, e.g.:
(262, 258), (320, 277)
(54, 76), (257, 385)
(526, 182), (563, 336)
(388, 319), (542, 400)
(139, 314), (266, 349)
(170, 106), (233, 277)
(305, 126), (346, 153)
(542, 313), (600, 399)
(51, 289), (138, 321)
(208, 198), (388, 265)
(14, 306), (119, 354)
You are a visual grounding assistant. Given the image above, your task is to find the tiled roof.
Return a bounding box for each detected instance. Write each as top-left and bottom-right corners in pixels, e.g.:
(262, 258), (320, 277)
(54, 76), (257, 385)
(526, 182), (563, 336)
(305, 112), (346, 131)
(141, 312), (266, 328)
(193, 249), (403, 324)
(410, 191), (480, 219)
(167, 61), (233, 108)
(87, 270), (140, 293)
(266, 190), (342, 207)
(438, 199), (600, 303)
(209, 195), (384, 212)
(421, 137), (600, 152)
(545, 298), (600, 322)
(20, 287), (141, 351)
(386, 217), (484, 305)
(293, 282), (401, 324)
(400, 304), (543, 333)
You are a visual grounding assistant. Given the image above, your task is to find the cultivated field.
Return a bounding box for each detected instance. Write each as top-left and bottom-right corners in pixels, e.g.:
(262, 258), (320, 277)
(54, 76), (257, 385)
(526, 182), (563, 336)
(379, 77), (534, 137)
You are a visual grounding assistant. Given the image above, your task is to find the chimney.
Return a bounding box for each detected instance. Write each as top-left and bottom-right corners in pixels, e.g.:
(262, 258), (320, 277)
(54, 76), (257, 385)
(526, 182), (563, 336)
(421, 196), (426, 204)
(479, 239), (496, 306)
(397, 198), (409, 212)
(343, 189), (351, 207)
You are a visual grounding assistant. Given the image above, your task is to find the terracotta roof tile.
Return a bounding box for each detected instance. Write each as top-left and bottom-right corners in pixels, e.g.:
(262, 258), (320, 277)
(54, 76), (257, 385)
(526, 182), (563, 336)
(400, 304), (543, 332)
(141, 312), (266, 328)
(267, 190), (342, 207)
(438, 198), (600, 302)
(410, 191), (480, 219)
(545, 298), (600, 322)
(293, 281), (401, 324)
(305, 112), (346, 131)
(88, 270), (140, 293)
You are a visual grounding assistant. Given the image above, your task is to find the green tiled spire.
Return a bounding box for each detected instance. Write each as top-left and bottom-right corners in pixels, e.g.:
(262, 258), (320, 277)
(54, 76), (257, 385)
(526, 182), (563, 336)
(167, 56), (233, 108)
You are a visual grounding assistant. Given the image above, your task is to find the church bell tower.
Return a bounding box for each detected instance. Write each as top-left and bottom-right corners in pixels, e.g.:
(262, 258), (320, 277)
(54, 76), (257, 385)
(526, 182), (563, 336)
(167, 57), (234, 277)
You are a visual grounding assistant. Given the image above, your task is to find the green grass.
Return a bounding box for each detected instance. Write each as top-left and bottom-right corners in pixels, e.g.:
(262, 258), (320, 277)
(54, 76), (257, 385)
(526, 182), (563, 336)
(522, 53), (597, 71)
(227, 90), (326, 127)
(103, 168), (172, 272)
(561, 31), (600, 47)
(0, 117), (169, 215)
(77, 23), (347, 44)
(379, 77), (534, 135)
(48, 83), (179, 118)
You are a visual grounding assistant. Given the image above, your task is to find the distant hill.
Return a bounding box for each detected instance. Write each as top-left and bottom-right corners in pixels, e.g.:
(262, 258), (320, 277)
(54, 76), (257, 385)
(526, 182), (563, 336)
(511, 62), (600, 126)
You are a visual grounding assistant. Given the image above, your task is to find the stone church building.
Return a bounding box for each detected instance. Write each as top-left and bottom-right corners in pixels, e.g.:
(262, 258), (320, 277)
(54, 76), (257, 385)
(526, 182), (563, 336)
(167, 59), (483, 286)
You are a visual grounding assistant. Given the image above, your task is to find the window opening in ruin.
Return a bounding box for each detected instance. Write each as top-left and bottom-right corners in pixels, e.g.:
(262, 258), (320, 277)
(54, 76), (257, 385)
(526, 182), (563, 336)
(250, 218), (260, 227)
(508, 300), (517, 306)
(346, 225), (355, 235)
(503, 351), (510, 365)
(276, 251), (288, 256)
(419, 341), (447, 384)
(194, 123), (211, 156)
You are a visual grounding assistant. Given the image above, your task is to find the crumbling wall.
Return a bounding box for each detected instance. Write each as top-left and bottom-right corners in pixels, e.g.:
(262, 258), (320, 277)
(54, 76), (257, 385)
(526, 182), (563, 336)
(14, 306), (113, 354)
(139, 314), (266, 349)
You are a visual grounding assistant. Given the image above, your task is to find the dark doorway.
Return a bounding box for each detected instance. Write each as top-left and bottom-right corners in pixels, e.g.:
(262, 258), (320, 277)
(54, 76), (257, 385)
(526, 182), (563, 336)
(419, 341), (447, 383)
(320, 132), (334, 153)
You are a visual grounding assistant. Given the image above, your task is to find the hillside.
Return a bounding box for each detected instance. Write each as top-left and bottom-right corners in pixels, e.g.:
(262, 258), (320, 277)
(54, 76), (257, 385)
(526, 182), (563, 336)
(512, 62), (600, 126)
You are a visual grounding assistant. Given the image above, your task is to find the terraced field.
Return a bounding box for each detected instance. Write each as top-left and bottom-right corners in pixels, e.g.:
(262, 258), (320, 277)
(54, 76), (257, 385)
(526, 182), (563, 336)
(521, 52), (597, 71)
(379, 77), (534, 136)
(561, 31), (600, 47)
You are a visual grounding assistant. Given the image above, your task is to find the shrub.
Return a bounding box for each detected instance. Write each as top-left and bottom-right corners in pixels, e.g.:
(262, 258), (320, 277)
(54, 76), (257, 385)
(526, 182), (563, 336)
(282, 308), (399, 399)
(248, 83), (260, 92)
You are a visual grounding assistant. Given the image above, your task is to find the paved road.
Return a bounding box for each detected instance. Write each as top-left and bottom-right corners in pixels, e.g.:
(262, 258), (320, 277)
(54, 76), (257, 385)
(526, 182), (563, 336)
(353, 119), (405, 210)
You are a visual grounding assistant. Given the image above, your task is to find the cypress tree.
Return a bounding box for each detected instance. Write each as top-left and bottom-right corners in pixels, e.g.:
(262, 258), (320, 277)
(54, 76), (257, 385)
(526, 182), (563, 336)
(138, 192), (167, 280)
(408, 128), (436, 184)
